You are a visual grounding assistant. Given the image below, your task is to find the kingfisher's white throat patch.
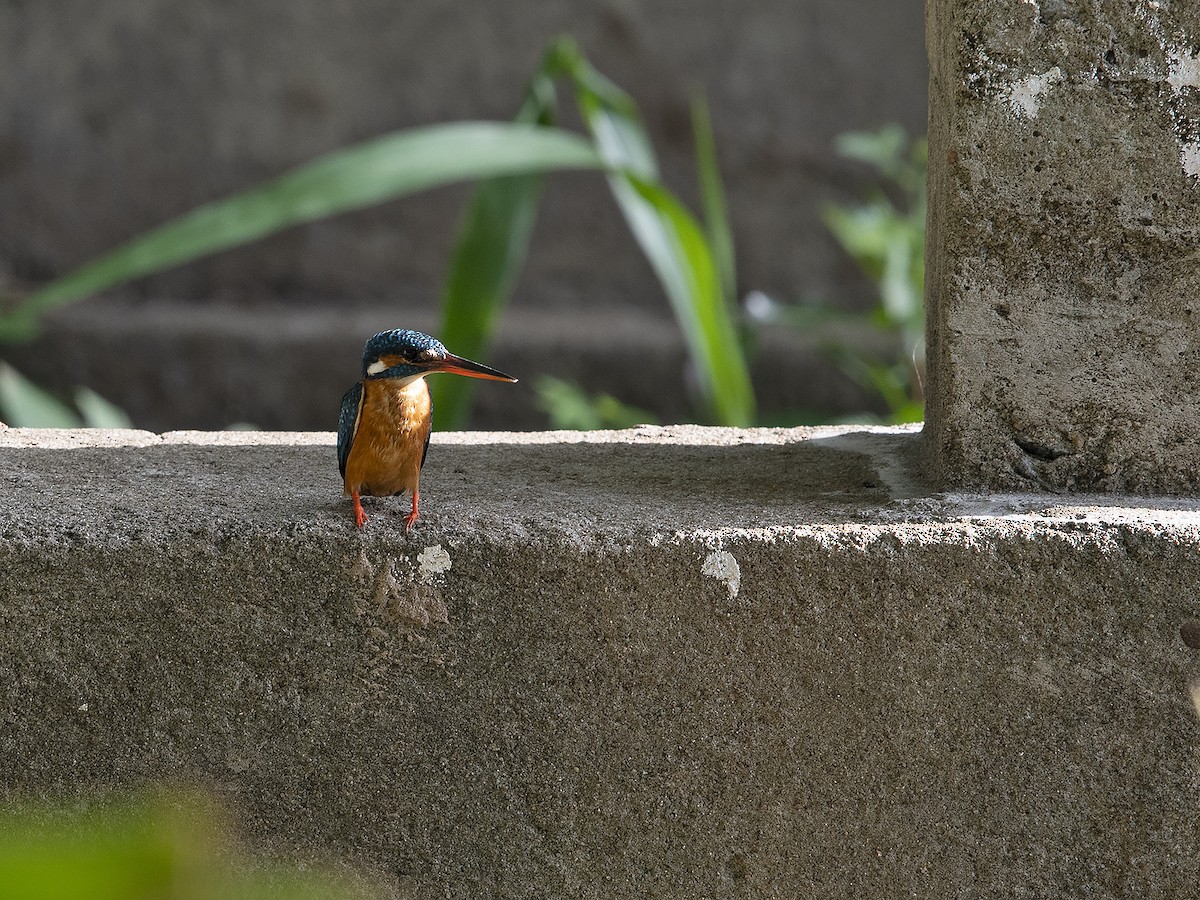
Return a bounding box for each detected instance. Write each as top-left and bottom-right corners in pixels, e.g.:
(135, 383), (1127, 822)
(367, 359), (430, 387)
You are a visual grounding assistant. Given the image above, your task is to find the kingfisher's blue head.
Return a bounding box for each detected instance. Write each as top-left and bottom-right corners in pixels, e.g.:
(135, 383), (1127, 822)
(361, 329), (517, 384)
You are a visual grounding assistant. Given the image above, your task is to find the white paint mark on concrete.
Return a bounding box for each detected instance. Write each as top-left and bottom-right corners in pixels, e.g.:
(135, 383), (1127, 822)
(1181, 142), (1200, 179)
(1006, 67), (1063, 118)
(702, 550), (741, 600)
(1167, 49), (1200, 94)
(1143, 30), (1200, 177)
(417, 545), (452, 582)
(1134, 0), (1163, 23)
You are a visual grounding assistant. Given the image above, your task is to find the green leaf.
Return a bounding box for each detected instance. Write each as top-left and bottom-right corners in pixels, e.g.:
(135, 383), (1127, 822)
(622, 175), (754, 425)
(433, 40), (755, 429)
(560, 49), (755, 426)
(74, 387), (133, 428)
(431, 171), (545, 430)
(1, 122), (605, 341)
(431, 71), (561, 430)
(535, 375), (658, 430)
(834, 124), (908, 183)
(888, 398), (925, 425)
(0, 364), (82, 427)
(0, 793), (378, 900)
(691, 91), (737, 307)
(823, 203), (893, 273)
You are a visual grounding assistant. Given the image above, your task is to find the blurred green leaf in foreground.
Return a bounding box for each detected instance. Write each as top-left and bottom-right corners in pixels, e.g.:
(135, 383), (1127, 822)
(0, 791), (379, 900)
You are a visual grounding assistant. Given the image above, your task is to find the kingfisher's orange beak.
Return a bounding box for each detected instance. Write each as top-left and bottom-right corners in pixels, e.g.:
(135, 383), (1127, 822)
(429, 353), (517, 383)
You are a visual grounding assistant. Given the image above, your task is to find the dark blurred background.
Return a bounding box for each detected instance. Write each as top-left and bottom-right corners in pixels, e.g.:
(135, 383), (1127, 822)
(0, 0), (927, 431)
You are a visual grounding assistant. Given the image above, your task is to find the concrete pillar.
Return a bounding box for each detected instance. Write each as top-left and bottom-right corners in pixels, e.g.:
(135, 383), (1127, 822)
(925, 0), (1200, 491)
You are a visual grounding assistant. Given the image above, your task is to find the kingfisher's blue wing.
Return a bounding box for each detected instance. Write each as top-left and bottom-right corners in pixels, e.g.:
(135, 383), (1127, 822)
(421, 392), (432, 470)
(337, 381), (363, 479)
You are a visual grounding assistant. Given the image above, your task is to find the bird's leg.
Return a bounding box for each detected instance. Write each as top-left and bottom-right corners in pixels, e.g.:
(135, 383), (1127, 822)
(404, 489), (420, 532)
(352, 490), (368, 529)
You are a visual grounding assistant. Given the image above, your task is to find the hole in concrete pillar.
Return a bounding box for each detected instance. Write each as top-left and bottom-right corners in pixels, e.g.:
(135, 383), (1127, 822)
(1014, 437), (1071, 461)
(1180, 620), (1200, 650)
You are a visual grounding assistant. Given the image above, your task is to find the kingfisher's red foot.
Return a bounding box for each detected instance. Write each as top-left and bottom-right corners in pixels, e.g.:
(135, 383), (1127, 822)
(352, 491), (368, 529)
(403, 491), (420, 532)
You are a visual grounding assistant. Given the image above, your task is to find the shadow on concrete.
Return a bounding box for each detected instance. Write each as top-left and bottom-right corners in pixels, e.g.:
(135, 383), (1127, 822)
(13, 427), (1200, 538)
(5, 428), (930, 535)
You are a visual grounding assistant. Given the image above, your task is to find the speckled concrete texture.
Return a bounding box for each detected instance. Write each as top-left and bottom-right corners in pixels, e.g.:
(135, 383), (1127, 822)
(925, 0), (1200, 491)
(3, 426), (1200, 896)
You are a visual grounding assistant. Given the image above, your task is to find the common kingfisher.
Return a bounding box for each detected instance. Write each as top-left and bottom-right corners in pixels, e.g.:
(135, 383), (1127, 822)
(338, 329), (516, 530)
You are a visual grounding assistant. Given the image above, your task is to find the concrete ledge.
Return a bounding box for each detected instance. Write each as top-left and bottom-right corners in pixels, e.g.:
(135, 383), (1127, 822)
(3, 425), (1200, 896)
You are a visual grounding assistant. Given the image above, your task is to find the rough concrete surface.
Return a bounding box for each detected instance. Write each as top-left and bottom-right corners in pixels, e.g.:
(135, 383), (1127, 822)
(925, 0), (1200, 491)
(3, 425), (1200, 897)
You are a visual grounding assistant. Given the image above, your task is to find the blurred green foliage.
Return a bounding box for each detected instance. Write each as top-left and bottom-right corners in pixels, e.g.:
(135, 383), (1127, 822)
(0, 363), (131, 428)
(823, 124), (926, 423)
(535, 375), (659, 430)
(0, 791), (378, 900)
(0, 52), (925, 431)
(435, 38), (751, 428)
(0, 123), (602, 345)
(746, 124), (926, 424)
(825, 126), (926, 365)
(0, 36), (752, 430)
(547, 124), (929, 429)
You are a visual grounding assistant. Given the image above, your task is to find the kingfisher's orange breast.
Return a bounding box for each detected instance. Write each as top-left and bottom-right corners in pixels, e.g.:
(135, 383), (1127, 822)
(343, 376), (432, 497)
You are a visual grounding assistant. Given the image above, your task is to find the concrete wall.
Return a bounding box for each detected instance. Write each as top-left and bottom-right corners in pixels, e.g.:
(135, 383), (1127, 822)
(0, 304), (888, 432)
(3, 426), (1200, 896)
